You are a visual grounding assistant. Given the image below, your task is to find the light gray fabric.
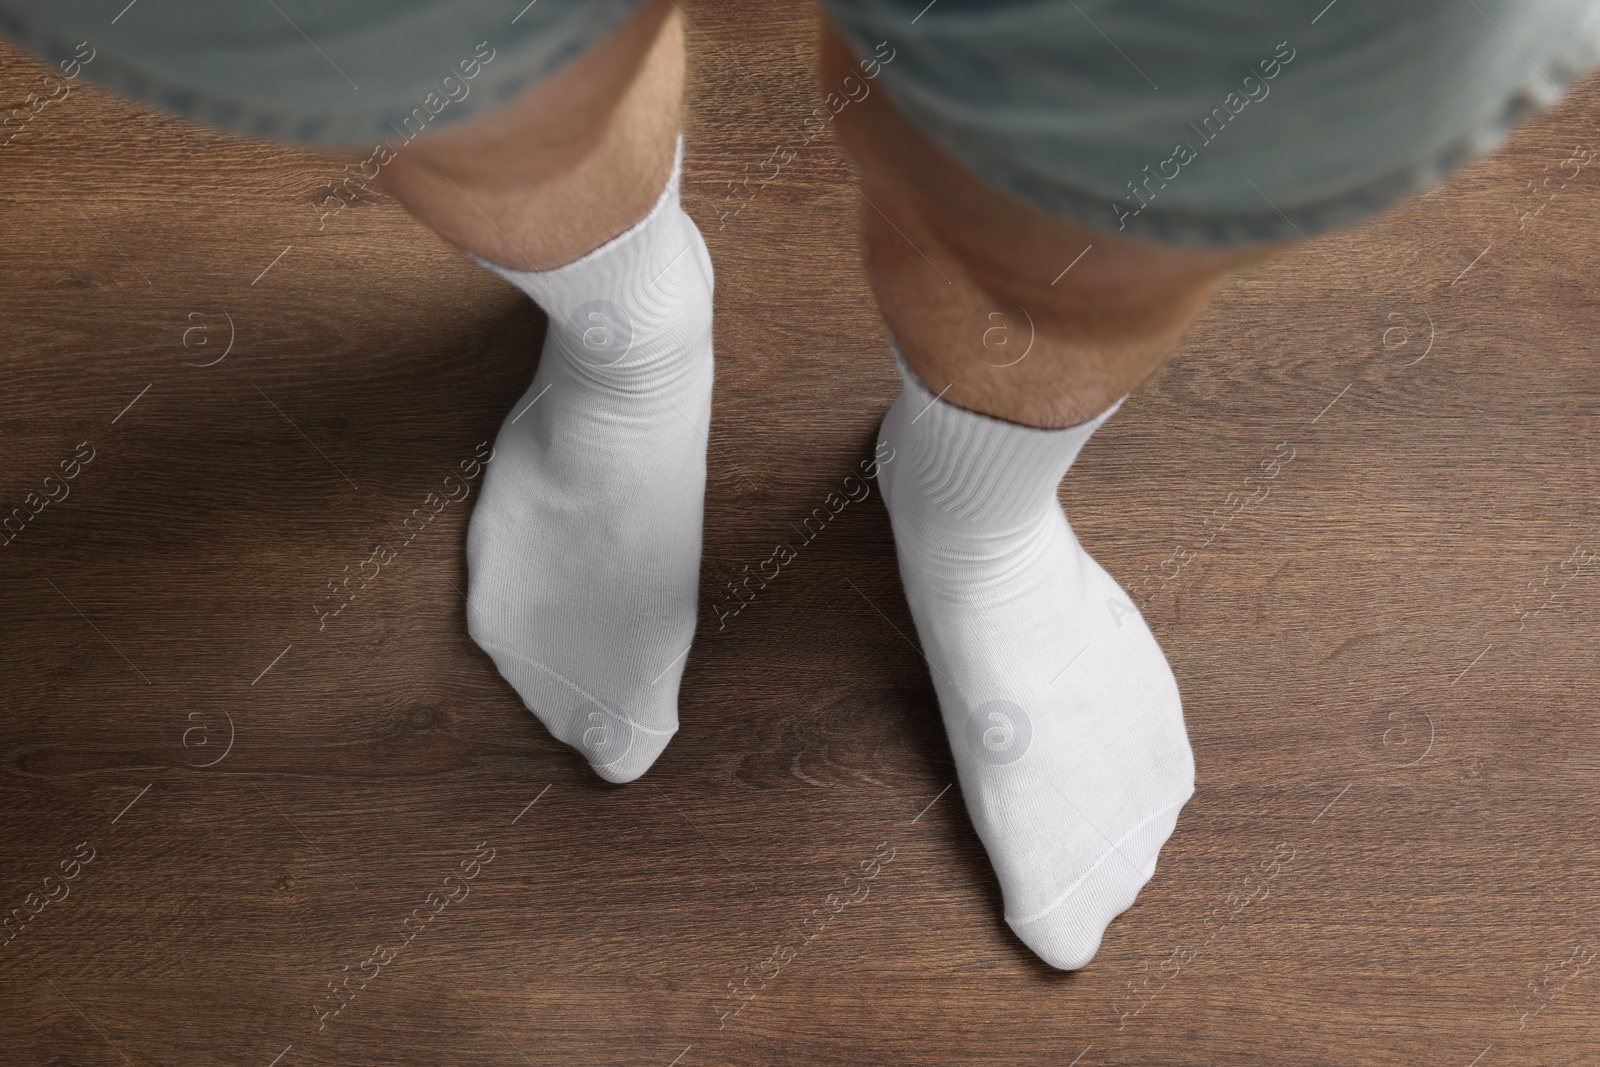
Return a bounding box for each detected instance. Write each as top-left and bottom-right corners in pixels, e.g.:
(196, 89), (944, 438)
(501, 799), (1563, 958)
(5, 0), (1599, 245)
(0, 0), (646, 145)
(828, 0), (1600, 243)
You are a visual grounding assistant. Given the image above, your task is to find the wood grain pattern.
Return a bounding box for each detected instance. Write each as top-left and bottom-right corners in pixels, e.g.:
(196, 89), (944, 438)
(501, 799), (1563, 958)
(3, 5), (1599, 1065)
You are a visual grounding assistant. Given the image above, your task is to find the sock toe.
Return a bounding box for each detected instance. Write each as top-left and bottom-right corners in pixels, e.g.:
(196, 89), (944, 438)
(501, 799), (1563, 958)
(1007, 795), (1188, 969)
(470, 628), (684, 782)
(588, 724), (678, 783)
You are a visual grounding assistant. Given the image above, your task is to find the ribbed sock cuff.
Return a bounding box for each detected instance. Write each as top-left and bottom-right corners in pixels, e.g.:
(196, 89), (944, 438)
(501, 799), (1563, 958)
(891, 346), (1123, 527)
(475, 135), (687, 317)
(477, 137), (709, 394)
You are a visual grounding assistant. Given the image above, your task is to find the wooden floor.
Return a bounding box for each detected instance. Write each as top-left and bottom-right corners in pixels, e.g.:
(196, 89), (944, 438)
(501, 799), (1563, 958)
(4, 6), (1600, 1066)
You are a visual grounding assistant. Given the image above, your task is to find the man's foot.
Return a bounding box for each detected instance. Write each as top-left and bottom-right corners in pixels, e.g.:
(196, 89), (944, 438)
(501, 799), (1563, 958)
(466, 144), (712, 783)
(877, 352), (1195, 968)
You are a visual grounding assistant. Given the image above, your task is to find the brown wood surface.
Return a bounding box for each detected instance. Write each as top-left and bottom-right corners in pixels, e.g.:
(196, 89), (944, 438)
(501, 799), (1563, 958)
(4, 5), (1600, 1066)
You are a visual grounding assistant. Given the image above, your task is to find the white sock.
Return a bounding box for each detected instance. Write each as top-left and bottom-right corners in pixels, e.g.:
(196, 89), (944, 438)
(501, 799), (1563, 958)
(466, 140), (712, 783)
(877, 352), (1195, 969)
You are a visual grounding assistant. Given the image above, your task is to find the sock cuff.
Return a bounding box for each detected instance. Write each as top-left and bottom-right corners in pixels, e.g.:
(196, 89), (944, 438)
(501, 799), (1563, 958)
(890, 345), (1123, 526)
(474, 135), (687, 305)
(476, 135), (713, 393)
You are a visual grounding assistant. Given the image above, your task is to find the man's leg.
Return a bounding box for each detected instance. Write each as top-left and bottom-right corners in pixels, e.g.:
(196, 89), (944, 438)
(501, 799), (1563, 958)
(822, 21), (1273, 427)
(384, 0), (714, 783)
(822, 23), (1280, 968)
(380, 0), (682, 271)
